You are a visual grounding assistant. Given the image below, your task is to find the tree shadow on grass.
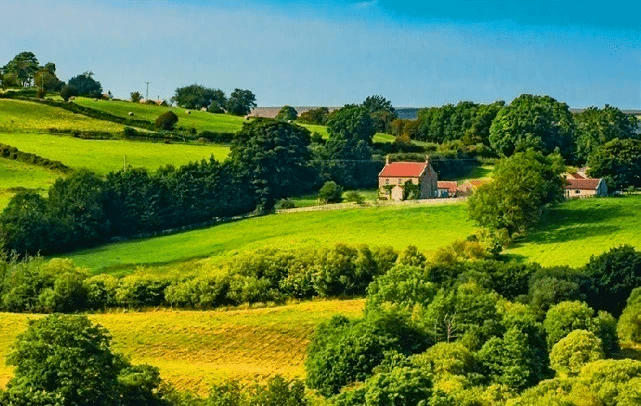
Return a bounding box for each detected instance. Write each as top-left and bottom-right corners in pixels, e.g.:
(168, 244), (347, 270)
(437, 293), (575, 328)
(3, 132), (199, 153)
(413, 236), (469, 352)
(511, 203), (625, 247)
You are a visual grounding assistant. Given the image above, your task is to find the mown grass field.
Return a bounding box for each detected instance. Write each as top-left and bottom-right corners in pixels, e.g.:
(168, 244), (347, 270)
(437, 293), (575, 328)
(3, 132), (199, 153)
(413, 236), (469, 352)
(0, 133), (230, 176)
(506, 195), (641, 267)
(0, 99), (128, 134)
(64, 202), (474, 274)
(288, 188), (380, 208)
(0, 299), (365, 395)
(0, 158), (62, 210)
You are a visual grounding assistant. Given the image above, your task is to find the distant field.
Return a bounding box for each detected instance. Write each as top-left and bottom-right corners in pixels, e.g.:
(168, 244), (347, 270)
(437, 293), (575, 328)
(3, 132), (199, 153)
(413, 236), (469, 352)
(288, 188), (380, 208)
(0, 99), (127, 134)
(64, 203), (474, 274)
(74, 97), (246, 134)
(0, 299), (365, 395)
(506, 195), (641, 267)
(0, 158), (62, 210)
(0, 133), (229, 175)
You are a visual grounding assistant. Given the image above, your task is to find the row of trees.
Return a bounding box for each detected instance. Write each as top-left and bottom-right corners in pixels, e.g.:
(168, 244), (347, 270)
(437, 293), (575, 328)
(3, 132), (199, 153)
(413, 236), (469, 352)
(392, 95), (639, 166)
(305, 244), (641, 405)
(1, 51), (103, 98)
(171, 84), (257, 115)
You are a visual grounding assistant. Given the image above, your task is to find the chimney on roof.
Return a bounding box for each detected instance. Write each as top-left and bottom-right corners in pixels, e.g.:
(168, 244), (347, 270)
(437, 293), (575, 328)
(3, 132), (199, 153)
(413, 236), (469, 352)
(386, 155), (390, 165)
(425, 155), (430, 164)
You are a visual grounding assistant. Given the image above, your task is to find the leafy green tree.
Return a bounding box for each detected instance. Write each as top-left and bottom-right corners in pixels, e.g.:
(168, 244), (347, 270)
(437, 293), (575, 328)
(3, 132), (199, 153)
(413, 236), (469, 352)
(3, 314), (121, 405)
(299, 107), (330, 125)
(226, 88), (257, 116)
(275, 105), (298, 121)
(130, 91), (143, 103)
(574, 105), (639, 163)
(583, 245), (641, 316)
(33, 67), (62, 92)
(155, 110), (179, 130)
(318, 181), (343, 203)
(171, 84), (226, 111)
(1, 71), (21, 88)
(67, 71), (103, 97)
(305, 313), (430, 397)
(527, 266), (595, 318)
(549, 330), (604, 377)
(2, 51), (39, 87)
(543, 301), (600, 348)
(576, 359), (641, 406)
(489, 94), (575, 159)
(230, 119), (312, 212)
(587, 138), (641, 190)
(60, 84), (76, 101)
(365, 264), (436, 315)
(0, 192), (52, 254)
(618, 303), (641, 345)
(468, 150), (565, 237)
(362, 95), (397, 133)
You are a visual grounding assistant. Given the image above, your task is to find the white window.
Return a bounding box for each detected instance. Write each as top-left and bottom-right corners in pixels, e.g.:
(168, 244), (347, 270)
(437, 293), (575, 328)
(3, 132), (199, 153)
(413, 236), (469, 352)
(385, 179), (389, 185)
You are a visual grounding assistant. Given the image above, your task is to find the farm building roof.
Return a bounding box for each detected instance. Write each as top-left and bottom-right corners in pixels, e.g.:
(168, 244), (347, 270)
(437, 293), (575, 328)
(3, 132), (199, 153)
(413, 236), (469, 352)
(379, 162), (428, 177)
(437, 181), (458, 193)
(564, 178), (601, 190)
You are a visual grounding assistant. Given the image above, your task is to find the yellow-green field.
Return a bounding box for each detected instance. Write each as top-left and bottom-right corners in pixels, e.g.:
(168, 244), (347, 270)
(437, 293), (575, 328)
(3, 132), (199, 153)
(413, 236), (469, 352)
(0, 299), (365, 395)
(0, 158), (62, 210)
(0, 133), (229, 176)
(64, 203), (474, 274)
(0, 99), (128, 134)
(506, 195), (641, 267)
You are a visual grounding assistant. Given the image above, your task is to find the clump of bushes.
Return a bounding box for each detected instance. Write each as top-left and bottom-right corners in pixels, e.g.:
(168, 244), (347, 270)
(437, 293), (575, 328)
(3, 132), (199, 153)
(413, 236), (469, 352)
(318, 181), (344, 204)
(155, 110), (179, 130)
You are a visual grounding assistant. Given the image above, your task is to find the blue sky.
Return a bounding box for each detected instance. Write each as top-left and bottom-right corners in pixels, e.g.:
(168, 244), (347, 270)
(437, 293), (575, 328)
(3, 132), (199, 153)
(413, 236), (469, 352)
(1, 0), (639, 108)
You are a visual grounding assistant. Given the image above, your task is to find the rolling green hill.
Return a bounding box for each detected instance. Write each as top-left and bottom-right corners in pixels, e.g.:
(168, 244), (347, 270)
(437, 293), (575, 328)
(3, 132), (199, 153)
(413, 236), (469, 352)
(63, 203), (474, 274)
(0, 99), (128, 134)
(506, 195), (641, 267)
(0, 158), (62, 210)
(0, 299), (365, 395)
(0, 132), (229, 176)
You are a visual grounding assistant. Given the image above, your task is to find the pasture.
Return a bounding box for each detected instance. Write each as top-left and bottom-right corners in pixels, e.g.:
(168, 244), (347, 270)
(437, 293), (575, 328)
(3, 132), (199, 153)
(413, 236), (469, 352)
(0, 99), (127, 134)
(0, 299), (366, 395)
(0, 133), (230, 175)
(64, 202), (474, 274)
(506, 195), (641, 267)
(0, 158), (62, 210)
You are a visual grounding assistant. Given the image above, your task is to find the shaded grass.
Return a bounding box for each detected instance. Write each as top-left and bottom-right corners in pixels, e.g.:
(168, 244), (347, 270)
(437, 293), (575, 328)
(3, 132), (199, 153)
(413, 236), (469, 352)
(287, 189), (380, 208)
(0, 299), (365, 395)
(0, 133), (229, 176)
(0, 158), (62, 210)
(0, 99), (127, 134)
(63, 203), (474, 274)
(506, 195), (641, 267)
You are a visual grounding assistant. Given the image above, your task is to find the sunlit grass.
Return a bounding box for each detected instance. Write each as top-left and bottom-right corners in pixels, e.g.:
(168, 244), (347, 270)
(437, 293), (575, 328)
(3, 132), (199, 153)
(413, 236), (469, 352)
(0, 299), (365, 395)
(0, 133), (229, 176)
(0, 158), (62, 210)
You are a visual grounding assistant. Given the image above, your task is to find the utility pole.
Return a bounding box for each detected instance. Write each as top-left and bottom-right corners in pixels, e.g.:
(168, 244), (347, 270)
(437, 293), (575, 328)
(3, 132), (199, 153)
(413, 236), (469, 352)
(145, 81), (150, 100)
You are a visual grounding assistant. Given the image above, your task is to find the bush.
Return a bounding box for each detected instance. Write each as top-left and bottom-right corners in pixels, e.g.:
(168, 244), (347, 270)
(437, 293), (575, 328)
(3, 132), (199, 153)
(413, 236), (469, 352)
(130, 91), (142, 103)
(275, 198), (296, 209)
(344, 191), (365, 204)
(114, 272), (172, 308)
(60, 84), (76, 101)
(155, 110), (179, 131)
(318, 181), (344, 204)
(618, 304), (641, 344)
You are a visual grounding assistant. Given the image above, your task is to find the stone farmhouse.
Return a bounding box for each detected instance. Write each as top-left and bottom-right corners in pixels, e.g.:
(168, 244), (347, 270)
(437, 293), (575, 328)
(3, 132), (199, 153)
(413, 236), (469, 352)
(378, 156), (438, 201)
(564, 172), (607, 198)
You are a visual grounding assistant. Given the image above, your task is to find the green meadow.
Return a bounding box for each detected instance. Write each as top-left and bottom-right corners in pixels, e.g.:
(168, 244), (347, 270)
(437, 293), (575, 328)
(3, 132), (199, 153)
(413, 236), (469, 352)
(0, 158), (62, 210)
(64, 203), (474, 274)
(0, 99), (127, 134)
(506, 195), (641, 267)
(0, 133), (229, 175)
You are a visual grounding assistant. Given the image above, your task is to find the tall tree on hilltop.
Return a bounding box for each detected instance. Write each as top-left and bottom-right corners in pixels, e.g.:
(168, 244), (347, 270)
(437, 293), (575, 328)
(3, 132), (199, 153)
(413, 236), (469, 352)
(574, 105), (639, 163)
(2, 51), (39, 87)
(67, 71), (103, 98)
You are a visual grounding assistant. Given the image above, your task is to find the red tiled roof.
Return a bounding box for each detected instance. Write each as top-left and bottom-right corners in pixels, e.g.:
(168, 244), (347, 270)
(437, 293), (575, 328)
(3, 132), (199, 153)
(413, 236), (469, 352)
(565, 178), (601, 190)
(437, 181), (458, 193)
(379, 162), (428, 178)
(568, 172), (584, 179)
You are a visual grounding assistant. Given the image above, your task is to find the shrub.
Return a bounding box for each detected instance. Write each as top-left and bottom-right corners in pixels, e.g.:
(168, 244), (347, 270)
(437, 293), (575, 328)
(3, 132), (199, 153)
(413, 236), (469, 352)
(344, 191), (365, 204)
(275, 198), (296, 209)
(122, 127), (138, 138)
(318, 181), (343, 204)
(155, 110), (179, 131)
(618, 304), (641, 344)
(164, 274), (230, 309)
(130, 91), (142, 103)
(84, 274), (119, 309)
(114, 272), (171, 308)
(60, 84), (76, 102)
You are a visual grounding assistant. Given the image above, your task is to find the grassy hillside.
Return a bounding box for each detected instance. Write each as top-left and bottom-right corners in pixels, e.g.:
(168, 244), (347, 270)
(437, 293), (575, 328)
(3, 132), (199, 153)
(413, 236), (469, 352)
(0, 299), (365, 395)
(506, 195), (641, 267)
(64, 203), (474, 274)
(74, 98), (246, 133)
(0, 158), (62, 210)
(0, 99), (128, 134)
(0, 133), (229, 176)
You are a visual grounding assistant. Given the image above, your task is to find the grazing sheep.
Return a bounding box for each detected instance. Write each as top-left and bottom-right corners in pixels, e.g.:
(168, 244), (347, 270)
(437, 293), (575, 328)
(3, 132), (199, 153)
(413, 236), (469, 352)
(128, 112), (134, 116)
(185, 110), (191, 115)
